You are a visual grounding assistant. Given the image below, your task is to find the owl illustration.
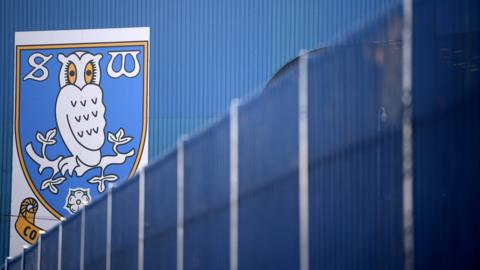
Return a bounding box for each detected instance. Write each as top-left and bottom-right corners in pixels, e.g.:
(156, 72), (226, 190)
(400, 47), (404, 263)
(55, 51), (106, 176)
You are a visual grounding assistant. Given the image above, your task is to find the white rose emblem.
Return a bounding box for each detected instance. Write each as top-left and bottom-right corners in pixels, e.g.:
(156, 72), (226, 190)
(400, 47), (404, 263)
(64, 188), (91, 214)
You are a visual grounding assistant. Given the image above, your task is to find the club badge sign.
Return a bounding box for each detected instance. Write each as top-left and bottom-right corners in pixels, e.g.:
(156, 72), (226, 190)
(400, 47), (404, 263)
(10, 28), (149, 254)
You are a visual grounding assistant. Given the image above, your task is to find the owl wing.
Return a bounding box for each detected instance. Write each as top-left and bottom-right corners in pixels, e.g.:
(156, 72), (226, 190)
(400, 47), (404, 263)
(66, 84), (106, 151)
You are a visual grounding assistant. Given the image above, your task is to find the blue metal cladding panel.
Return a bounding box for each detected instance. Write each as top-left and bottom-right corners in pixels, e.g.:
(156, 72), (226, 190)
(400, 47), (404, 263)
(40, 225), (59, 270)
(23, 244), (38, 270)
(412, 0), (480, 269)
(144, 152), (177, 270)
(183, 117), (230, 270)
(308, 40), (403, 269)
(0, 0), (404, 258)
(61, 212), (82, 270)
(111, 176), (139, 270)
(238, 62), (299, 269)
(84, 194), (108, 270)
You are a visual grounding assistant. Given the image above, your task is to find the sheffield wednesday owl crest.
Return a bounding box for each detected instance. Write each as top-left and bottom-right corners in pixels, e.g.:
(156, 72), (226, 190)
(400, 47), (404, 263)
(11, 28), (149, 251)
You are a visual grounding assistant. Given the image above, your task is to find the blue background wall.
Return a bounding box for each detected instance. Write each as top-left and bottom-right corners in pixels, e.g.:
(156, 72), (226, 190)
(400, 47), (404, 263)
(0, 0), (402, 259)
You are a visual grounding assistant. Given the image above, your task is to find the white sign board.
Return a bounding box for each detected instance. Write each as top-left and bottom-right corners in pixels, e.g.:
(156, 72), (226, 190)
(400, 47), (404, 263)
(10, 27), (149, 256)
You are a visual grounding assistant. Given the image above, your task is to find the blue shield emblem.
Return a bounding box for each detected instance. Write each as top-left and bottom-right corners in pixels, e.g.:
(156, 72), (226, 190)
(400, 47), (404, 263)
(15, 41), (148, 218)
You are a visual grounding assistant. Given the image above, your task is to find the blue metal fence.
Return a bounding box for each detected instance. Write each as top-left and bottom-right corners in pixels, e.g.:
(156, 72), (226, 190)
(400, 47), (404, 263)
(84, 195), (108, 270)
(111, 178), (140, 270)
(6, 256), (21, 270)
(308, 41), (404, 270)
(238, 58), (300, 270)
(60, 210), (82, 270)
(183, 118), (230, 270)
(38, 225), (58, 269)
(22, 244), (37, 270)
(412, 0), (480, 269)
(144, 152), (177, 270)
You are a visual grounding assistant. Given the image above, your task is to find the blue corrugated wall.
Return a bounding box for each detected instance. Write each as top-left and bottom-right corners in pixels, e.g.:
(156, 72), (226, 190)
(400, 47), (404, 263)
(0, 0), (402, 260)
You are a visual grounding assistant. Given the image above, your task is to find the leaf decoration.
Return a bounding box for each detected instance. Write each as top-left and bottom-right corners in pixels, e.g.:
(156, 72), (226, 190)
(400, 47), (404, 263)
(49, 184), (58, 194)
(88, 174), (119, 193)
(103, 174), (118, 182)
(107, 128), (132, 145)
(52, 177), (66, 185)
(40, 180), (50, 190)
(36, 132), (46, 143)
(119, 136), (132, 144)
(40, 177), (66, 194)
(116, 128), (125, 140)
(46, 129), (56, 141)
(108, 132), (116, 143)
(47, 139), (57, 145)
(35, 129), (56, 145)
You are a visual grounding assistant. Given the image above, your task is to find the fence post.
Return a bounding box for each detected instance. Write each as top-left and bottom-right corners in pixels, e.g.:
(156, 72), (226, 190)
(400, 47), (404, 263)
(57, 220), (63, 270)
(4, 256), (11, 270)
(21, 246), (26, 270)
(298, 50), (310, 270)
(230, 99), (239, 270)
(106, 188), (113, 270)
(402, 0), (414, 269)
(177, 137), (185, 270)
(138, 170), (145, 270)
(37, 232), (43, 270)
(80, 208), (86, 270)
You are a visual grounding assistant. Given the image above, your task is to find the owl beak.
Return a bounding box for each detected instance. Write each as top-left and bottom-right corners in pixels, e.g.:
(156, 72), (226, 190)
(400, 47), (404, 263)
(77, 82), (86, 90)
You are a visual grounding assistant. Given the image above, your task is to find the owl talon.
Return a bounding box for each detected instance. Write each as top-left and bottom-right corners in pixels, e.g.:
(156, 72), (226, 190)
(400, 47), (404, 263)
(74, 157), (93, 177)
(59, 156), (78, 176)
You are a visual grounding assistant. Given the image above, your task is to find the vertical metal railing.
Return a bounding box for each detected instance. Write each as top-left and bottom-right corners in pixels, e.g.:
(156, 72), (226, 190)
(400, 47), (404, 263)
(57, 222), (63, 270)
(138, 170), (146, 270)
(20, 246), (25, 270)
(402, 0), (415, 269)
(4, 256), (9, 270)
(106, 189), (113, 270)
(229, 100), (239, 270)
(177, 138), (185, 270)
(298, 50), (310, 270)
(37, 233), (42, 270)
(80, 208), (86, 270)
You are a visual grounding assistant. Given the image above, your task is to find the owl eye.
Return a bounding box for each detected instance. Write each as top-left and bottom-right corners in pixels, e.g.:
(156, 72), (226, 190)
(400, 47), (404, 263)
(67, 63), (77, 84)
(84, 62), (94, 84)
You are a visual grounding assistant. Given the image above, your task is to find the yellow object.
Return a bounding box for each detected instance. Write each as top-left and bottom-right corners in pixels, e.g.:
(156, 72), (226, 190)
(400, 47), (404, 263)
(15, 198), (44, 245)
